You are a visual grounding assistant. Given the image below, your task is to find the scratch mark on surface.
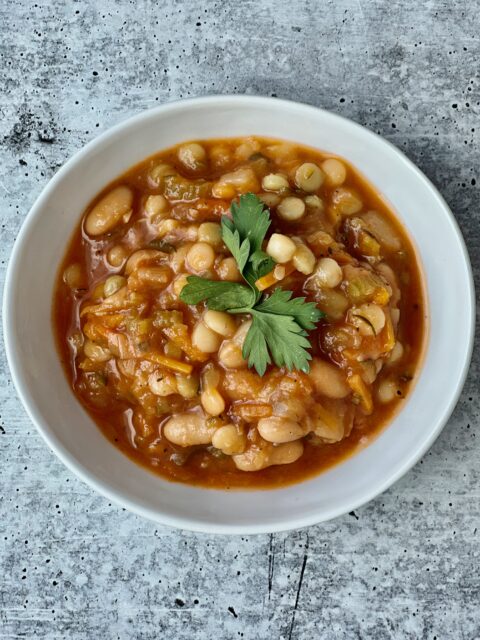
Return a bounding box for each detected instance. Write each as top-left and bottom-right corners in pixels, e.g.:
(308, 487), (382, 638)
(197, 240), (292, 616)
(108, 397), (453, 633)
(354, 0), (366, 27)
(287, 534), (309, 640)
(0, 179), (12, 195)
(268, 533), (275, 599)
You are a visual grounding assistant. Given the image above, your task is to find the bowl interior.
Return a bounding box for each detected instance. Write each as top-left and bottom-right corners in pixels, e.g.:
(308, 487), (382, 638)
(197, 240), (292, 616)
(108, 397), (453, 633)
(4, 97), (474, 533)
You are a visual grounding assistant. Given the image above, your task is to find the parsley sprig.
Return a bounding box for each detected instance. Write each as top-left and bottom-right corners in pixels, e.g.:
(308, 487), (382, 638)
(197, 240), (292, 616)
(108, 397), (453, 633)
(180, 193), (324, 375)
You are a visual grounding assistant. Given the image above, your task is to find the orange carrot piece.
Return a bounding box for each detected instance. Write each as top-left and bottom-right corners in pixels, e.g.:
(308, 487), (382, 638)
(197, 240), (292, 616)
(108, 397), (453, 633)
(145, 352), (193, 375)
(255, 263), (296, 291)
(348, 374), (373, 415)
(382, 311), (396, 353)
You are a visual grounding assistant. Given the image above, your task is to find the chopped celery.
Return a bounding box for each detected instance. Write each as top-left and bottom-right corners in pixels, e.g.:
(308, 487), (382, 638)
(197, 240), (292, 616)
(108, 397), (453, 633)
(152, 310), (183, 329)
(163, 175), (211, 201)
(148, 239), (176, 253)
(125, 317), (153, 336)
(345, 273), (390, 305)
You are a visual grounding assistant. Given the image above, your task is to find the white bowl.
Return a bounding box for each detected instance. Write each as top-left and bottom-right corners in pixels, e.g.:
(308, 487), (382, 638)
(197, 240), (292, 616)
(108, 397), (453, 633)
(3, 96), (474, 534)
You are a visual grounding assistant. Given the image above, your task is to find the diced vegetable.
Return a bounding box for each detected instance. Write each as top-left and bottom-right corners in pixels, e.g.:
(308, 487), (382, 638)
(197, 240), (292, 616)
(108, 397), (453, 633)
(145, 352), (193, 375)
(347, 374), (373, 414)
(255, 263), (295, 291)
(163, 175), (212, 201)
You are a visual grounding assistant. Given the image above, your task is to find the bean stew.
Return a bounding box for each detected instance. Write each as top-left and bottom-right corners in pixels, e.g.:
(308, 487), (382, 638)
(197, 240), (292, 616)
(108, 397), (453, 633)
(53, 136), (427, 488)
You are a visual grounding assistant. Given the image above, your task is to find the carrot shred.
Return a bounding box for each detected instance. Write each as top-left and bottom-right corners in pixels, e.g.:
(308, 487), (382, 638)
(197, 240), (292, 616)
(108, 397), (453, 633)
(372, 288), (390, 306)
(382, 311), (396, 352)
(255, 263), (296, 291)
(145, 352), (193, 375)
(348, 374), (373, 415)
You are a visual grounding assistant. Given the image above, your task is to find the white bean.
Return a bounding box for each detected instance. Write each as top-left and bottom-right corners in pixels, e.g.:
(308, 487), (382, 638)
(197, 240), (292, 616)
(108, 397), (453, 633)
(104, 275), (127, 297)
(175, 374), (200, 399)
(269, 440), (304, 465)
(178, 142), (207, 171)
(198, 222), (222, 247)
(63, 263), (86, 290)
(186, 242), (216, 272)
(168, 245), (189, 273)
(163, 413), (215, 446)
(321, 158), (347, 186)
(295, 163), (324, 192)
(292, 243), (316, 275)
(218, 341), (247, 369)
(135, 266), (172, 287)
(314, 257), (343, 288)
(148, 163), (175, 187)
(212, 167), (259, 198)
(258, 193), (281, 208)
(309, 359), (350, 398)
(201, 388), (225, 416)
(277, 197), (306, 221)
(202, 364), (221, 389)
(192, 322), (222, 353)
(233, 446), (270, 471)
(233, 320), (252, 346)
(148, 371), (177, 396)
(304, 195), (324, 211)
(210, 144), (232, 168)
(145, 195), (168, 218)
(107, 245), (128, 268)
(154, 218), (180, 238)
(203, 310), (236, 337)
(85, 186), (133, 236)
(212, 424), (246, 455)
(377, 379), (398, 404)
(262, 173), (289, 192)
(233, 440), (304, 471)
(257, 417), (305, 443)
(351, 304), (386, 336)
(266, 233), (296, 263)
(331, 187), (363, 215)
(217, 256), (242, 282)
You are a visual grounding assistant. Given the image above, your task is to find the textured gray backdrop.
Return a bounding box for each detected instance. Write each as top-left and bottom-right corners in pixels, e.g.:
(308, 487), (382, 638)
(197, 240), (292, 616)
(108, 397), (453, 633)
(1, 1), (479, 638)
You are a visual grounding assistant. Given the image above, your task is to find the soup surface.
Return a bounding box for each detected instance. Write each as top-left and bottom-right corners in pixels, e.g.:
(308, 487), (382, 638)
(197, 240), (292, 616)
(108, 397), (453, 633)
(53, 136), (426, 488)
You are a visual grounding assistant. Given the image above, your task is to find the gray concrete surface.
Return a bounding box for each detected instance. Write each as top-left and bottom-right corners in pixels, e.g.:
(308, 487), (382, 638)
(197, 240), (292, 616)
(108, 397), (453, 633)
(1, 1), (479, 638)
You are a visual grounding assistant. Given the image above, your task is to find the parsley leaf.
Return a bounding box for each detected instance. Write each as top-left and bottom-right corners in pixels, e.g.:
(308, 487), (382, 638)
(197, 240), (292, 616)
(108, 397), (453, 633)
(222, 195), (274, 299)
(248, 249), (275, 280)
(254, 288), (324, 330)
(221, 217), (251, 273)
(229, 193), (271, 253)
(179, 193), (324, 375)
(180, 276), (255, 311)
(243, 309), (314, 376)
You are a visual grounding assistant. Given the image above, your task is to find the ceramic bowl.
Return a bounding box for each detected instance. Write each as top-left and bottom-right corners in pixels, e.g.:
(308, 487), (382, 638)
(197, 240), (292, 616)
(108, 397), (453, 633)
(3, 96), (474, 533)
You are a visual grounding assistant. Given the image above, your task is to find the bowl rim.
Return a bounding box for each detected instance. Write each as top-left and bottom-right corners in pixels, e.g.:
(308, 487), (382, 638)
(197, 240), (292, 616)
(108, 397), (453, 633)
(3, 95), (475, 534)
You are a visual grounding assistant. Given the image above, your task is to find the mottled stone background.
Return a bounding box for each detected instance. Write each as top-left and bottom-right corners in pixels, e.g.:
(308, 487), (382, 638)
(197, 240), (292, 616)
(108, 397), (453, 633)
(1, 1), (479, 638)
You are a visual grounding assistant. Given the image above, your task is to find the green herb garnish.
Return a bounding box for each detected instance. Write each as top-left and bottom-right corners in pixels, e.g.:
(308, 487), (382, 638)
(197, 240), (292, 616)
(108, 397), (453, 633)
(178, 276), (255, 311)
(180, 193), (324, 375)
